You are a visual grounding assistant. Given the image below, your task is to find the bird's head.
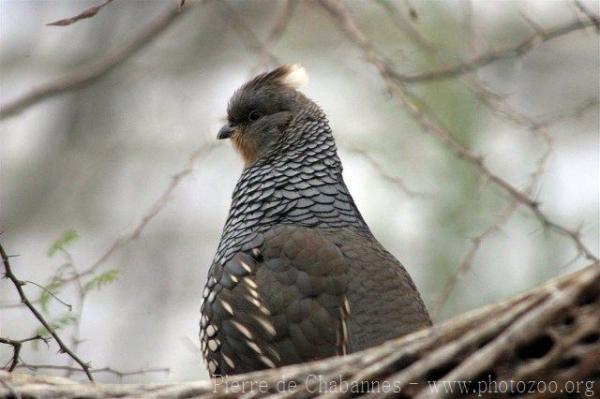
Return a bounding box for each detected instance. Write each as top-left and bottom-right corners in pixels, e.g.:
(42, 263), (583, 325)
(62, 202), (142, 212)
(218, 64), (312, 166)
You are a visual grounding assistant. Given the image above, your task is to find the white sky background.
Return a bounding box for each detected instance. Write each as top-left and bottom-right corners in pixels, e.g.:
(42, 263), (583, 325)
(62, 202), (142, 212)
(0, 0), (598, 383)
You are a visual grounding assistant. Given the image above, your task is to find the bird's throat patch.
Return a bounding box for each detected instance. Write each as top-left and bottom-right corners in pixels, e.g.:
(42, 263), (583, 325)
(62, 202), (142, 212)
(232, 132), (260, 166)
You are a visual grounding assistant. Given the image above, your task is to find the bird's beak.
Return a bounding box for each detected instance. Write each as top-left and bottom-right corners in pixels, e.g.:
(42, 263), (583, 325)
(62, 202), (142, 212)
(217, 124), (233, 140)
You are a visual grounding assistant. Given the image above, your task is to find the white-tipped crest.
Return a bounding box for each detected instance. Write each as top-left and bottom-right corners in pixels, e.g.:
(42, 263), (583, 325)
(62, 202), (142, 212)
(281, 64), (308, 89)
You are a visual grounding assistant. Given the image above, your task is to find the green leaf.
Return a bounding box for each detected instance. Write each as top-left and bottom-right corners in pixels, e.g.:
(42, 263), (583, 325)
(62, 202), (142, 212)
(83, 269), (120, 294)
(47, 229), (79, 257)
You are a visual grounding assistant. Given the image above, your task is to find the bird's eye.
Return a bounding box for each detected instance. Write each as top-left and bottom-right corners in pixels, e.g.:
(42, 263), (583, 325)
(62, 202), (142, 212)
(248, 110), (261, 121)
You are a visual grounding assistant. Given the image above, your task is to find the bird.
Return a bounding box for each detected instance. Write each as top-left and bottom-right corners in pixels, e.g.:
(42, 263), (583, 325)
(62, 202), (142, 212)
(200, 64), (432, 377)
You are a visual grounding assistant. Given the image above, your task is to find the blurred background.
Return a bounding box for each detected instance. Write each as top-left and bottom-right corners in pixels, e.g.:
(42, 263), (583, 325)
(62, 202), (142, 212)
(1, 0), (598, 383)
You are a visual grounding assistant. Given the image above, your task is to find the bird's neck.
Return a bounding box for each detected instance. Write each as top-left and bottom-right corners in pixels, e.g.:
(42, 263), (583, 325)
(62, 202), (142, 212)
(215, 121), (369, 264)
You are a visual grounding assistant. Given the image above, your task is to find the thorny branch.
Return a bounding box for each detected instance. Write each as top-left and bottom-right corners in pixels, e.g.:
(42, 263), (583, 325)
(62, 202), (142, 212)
(0, 1), (192, 119)
(432, 203), (519, 317)
(15, 364), (170, 381)
(318, 0), (599, 267)
(47, 0), (115, 27)
(382, 18), (597, 83)
(218, 1), (280, 68)
(336, 0), (599, 316)
(1, 236), (174, 378)
(0, 336), (49, 372)
(375, 0), (436, 53)
(0, 141), (217, 312)
(341, 144), (429, 199)
(454, 85), (598, 296)
(0, 242), (94, 381)
(253, 0), (299, 73)
(431, 117), (555, 318)
(56, 143), (217, 288)
(453, 0), (597, 290)
(227, 3), (422, 198)
(534, 97), (599, 129)
(574, 0), (600, 31)
(1, 3), (215, 314)
(426, 0), (556, 318)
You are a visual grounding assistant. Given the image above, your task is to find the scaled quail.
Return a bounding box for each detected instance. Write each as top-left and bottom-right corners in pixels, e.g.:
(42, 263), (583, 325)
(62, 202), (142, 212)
(200, 65), (431, 376)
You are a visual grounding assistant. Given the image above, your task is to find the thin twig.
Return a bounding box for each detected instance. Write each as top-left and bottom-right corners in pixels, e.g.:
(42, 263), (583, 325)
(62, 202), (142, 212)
(2, 143), (217, 310)
(0, 243), (94, 381)
(225, 4), (427, 201)
(430, 1), (554, 318)
(1, 2), (193, 119)
(534, 97), (599, 129)
(47, 0), (115, 27)
(460, 70), (596, 268)
(384, 19), (596, 83)
(23, 280), (72, 311)
(431, 202), (519, 319)
(431, 148), (550, 319)
(344, 0), (597, 316)
(318, 0), (599, 264)
(0, 336), (48, 372)
(56, 143), (217, 287)
(16, 363), (170, 380)
(225, 7), (432, 203)
(574, 0), (600, 31)
(431, 130), (553, 319)
(341, 144), (428, 198)
(375, 0), (436, 52)
(253, 0), (298, 73)
(218, 1), (280, 67)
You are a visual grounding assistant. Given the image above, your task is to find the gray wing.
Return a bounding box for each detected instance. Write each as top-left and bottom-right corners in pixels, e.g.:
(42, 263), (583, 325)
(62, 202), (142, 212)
(200, 224), (350, 376)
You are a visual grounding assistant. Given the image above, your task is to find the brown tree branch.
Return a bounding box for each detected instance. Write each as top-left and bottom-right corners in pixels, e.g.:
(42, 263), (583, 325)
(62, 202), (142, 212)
(431, 201), (520, 319)
(534, 97), (599, 129)
(56, 142), (217, 288)
(224, 5), (426, 201)
(429, 2), (559, 319)
(46, 0), (115, 27)
(263, 0), (297, 49)
(0, 243), (94, 381)
(217, 1), (281, 67)
(0, 1), (194, 120)
(375, 0), (437, 53)
(15, 364), (169, 380)
(383, 18), (597, 83)
(574, 0), (600, 31)
(1, 142), (217, 312)
(430, 116), (554, 319)
(253, 0), (298, 73)
(340, 143), (429, 199)
(0, 336), (48, 372)
(318, 0), (599, 265)
(374, 0), (598, 317)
